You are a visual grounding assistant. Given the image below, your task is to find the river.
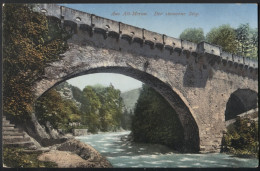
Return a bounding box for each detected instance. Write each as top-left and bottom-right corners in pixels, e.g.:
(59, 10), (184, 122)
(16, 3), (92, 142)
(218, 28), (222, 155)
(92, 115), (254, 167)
(76, 131), (258, 168)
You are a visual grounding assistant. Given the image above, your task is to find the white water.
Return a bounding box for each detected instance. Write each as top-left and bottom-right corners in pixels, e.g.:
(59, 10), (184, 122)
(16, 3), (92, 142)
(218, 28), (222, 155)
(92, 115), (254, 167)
(76, 131), (258, 168)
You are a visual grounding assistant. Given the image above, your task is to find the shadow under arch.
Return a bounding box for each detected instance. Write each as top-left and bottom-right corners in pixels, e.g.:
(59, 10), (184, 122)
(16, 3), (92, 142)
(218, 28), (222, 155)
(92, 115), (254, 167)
(38, 66), (200, 153)
(225, 88), (258, 121)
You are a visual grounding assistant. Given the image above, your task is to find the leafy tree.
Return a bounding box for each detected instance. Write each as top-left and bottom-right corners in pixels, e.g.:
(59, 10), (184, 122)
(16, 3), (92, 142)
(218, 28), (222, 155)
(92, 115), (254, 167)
(82, 86), (102, 133)
(3, 4), (69, 120)
(236, 23), (258, 58)
(206, 24), (238, 53)
(222, 116), (258, 157)
(71, 86), (86, 103)
(132, 85), (184, 151)
(78, 84), (124, 133)
(179, 28), (205, 43)
(250, 28), (258, 59)
(97, 84), (124, 132)
(121, 109), (133, 130)
(236, 23), (251, 57)
(35, 89), (82, 131)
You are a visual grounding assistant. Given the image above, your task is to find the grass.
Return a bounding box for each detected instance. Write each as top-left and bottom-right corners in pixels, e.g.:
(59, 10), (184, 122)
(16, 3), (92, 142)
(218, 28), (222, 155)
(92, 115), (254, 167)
(3, 145), (57, 168)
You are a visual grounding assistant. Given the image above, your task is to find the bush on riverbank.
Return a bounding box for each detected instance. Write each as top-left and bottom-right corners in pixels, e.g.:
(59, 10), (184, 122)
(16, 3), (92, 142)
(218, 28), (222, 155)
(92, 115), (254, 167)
(222, 116), (258, 158)
(3, 146), (57, 168)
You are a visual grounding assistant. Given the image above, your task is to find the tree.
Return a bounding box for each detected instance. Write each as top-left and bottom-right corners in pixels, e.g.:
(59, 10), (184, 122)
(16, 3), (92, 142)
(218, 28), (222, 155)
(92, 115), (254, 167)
(236, 23), (258, 59)
(3, 4), (69, 120)
(222, 116), (258, 157)
(35, 89), (82, 131)
(79, 84), (124, 133)
(121, 109), (133, 130)
(71, 86), (85, 105)
(250, 28), (258, 59)
(97, 84), (124, 131)
(206, 25), (238, 53)
(179, 28), (205, 43)
(132, 85), (184, 150)
(82, 86), (102, 133)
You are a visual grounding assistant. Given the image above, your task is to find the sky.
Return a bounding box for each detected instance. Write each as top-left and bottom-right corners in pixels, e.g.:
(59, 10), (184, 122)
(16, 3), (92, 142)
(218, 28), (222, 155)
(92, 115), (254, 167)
(62, 3), (257, 92)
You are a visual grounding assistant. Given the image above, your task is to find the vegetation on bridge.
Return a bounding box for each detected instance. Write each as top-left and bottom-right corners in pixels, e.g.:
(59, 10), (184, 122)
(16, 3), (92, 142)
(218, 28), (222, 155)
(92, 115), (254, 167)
(131, 85), (184, 151)
(3, 4), (70, 121)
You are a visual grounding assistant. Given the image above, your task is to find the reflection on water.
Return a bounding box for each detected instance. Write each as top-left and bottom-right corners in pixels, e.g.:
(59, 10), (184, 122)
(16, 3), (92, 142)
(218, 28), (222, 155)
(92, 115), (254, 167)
(76, 131), (258, 168)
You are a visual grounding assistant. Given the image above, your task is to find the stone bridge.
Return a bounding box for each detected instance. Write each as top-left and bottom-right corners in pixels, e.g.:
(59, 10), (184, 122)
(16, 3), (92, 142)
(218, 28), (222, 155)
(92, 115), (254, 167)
(32, 4), (258, 153)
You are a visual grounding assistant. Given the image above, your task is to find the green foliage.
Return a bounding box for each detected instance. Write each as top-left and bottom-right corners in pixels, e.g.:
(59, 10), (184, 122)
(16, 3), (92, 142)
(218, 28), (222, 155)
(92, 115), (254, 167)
(132, 85), (184, 150)
(35, 89), (82, 132)
(179, 28), (205, 43)
(3, 146), (57, 168)
(121, 109), (133, 130)
(81, 84), (124, 133)
(81, 86), (102, 133)
(3, 4), (69, 120)
(236, 23), (258, 59)
(222, 116), (258, 158)
(71, 86), (86, 104)
(35, 82), (125, 134)
(206, 24), (238, 53)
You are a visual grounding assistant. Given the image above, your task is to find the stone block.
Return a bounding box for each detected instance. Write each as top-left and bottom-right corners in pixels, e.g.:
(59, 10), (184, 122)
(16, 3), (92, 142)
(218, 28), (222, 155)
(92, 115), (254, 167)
(163, 35), (181, 49)
(61, 6), (92, 25)
(143, 29), (163, 45)
(221, 51), (233, 62)
(36, 4), (61, 19)
(197, 42), (222, 56)
(92, 15), (119, 33)
(181, 40), (197, 52)
(232, 54), (244, 64)
(120, 23), (143, 39)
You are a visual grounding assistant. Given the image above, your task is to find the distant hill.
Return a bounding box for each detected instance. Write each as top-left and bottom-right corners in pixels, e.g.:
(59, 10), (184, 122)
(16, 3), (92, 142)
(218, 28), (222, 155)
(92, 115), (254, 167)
(121, 88), (141, 113)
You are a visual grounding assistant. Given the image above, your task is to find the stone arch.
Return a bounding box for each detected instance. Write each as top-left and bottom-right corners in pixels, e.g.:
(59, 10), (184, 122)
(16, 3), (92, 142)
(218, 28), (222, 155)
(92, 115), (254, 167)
(36, 66), (200, 152)
(225, 88), (258, 121)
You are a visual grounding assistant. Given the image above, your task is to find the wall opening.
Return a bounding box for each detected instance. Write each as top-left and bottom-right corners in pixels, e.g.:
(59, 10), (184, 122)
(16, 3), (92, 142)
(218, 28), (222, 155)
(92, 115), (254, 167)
(225, 88), (258, 121)
(35, 66), (200, 152)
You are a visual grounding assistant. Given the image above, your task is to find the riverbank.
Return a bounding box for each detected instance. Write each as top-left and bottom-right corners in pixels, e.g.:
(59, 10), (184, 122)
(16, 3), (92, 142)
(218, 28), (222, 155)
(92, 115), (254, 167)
(3, 138), (112, 168)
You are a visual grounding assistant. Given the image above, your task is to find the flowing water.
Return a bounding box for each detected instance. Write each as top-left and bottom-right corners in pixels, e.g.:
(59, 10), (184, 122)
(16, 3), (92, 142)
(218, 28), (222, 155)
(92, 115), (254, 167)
(76, 131), (258, 168)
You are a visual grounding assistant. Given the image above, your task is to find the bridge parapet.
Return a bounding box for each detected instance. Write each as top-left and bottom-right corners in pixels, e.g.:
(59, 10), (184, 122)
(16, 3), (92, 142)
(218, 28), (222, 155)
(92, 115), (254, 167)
(33, 4), (258, 71)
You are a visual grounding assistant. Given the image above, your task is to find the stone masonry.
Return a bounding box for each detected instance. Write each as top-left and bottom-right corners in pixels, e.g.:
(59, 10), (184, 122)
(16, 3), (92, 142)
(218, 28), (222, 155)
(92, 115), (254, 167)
(30, 4), (258, 153)
(3, 116), (37, 149)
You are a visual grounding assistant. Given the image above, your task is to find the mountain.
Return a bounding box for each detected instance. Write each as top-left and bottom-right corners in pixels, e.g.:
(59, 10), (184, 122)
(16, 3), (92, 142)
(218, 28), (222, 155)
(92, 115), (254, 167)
(121, 88), (141, 113)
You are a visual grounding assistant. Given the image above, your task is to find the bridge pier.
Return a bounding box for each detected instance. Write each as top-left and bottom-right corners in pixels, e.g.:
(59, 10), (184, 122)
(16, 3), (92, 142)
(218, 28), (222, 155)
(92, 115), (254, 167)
(199, 126), (224, 153)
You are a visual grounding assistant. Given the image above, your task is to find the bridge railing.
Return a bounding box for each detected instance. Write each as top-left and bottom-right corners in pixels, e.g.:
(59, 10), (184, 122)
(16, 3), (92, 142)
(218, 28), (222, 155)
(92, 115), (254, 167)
(32, 4), (258, 70)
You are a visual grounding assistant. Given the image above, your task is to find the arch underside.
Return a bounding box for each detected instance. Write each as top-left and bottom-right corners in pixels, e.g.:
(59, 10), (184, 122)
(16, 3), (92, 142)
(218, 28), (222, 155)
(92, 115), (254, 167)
(225, 89), (258, 121)
(41, 66), (200, 152)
